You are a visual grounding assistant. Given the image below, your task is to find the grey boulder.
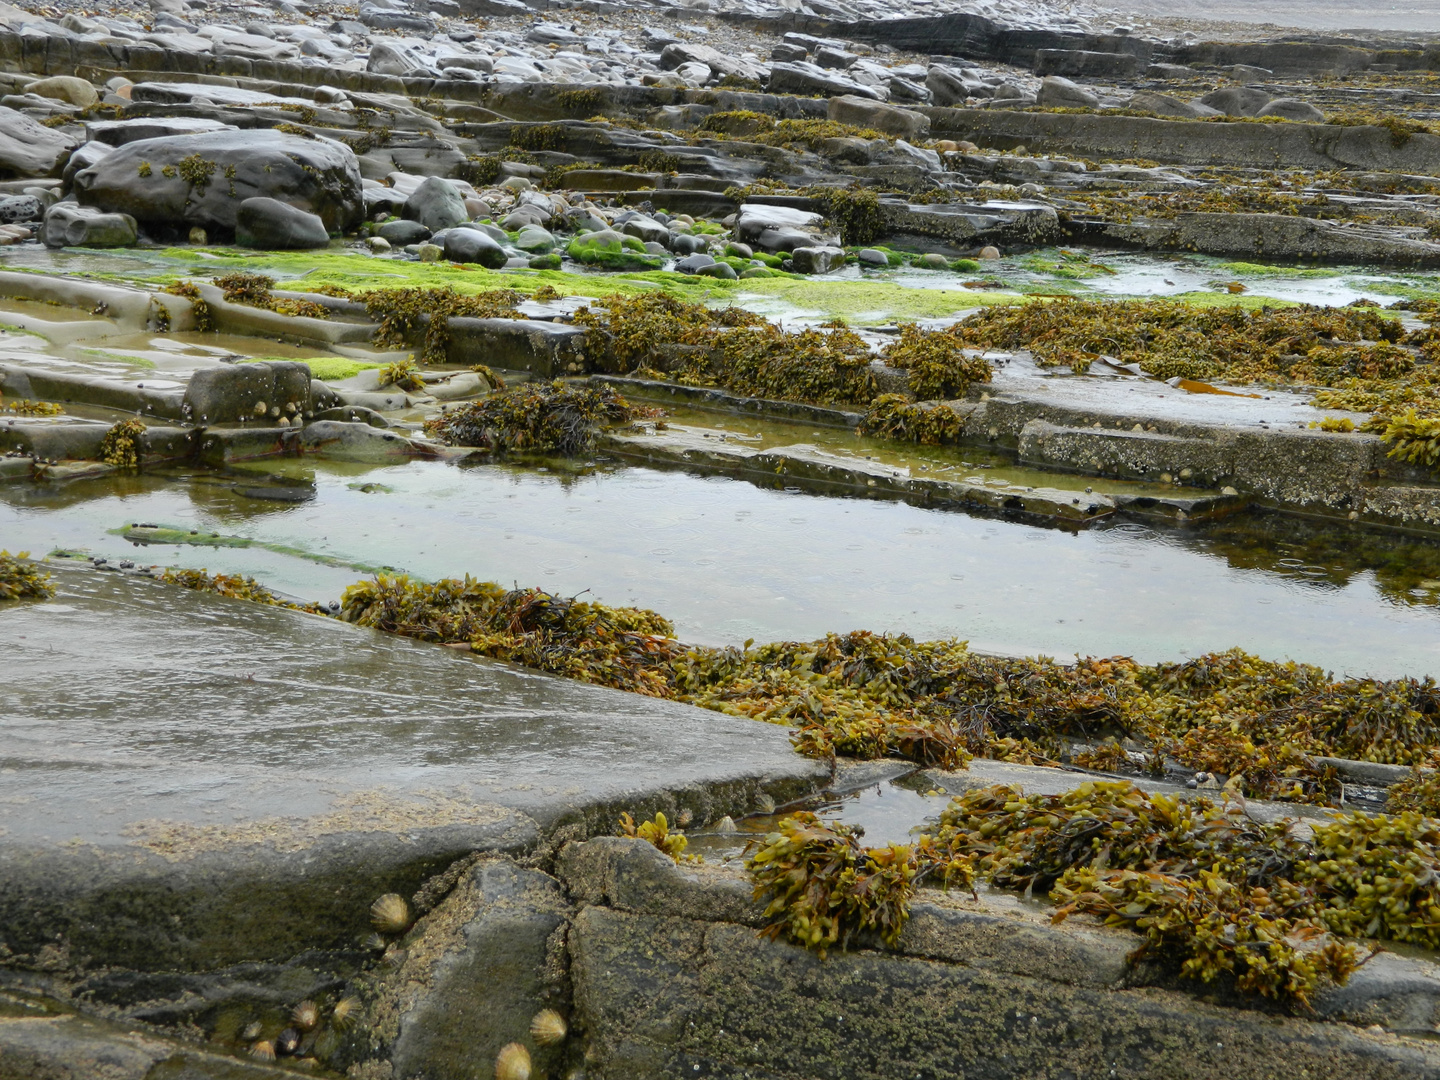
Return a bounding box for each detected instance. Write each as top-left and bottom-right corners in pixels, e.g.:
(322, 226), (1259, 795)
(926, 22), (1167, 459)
(377, 218), (431, 245)
(1129, 90), (1221, 119)
(72, 129), (364, 235)
(443, 227), (507, 268)
(1199, 86), (1272, 117)
(403, 175), (467, 232)
(41, 203), (137, 248)
(235, 197), (330, 250)
(0, 106), (79, 178)
(1036, 75), (1099, 109)
(828, 94), (929, 139)
(790, 245), (846, 274)
(184, 361), (313, 424)
(1256, 98), (1326, 122)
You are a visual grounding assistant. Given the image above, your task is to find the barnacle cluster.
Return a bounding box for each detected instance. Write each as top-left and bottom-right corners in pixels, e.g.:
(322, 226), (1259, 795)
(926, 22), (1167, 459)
(423, 380), (647, 456)
(240, 992), (361, 1065)
(619, 810), (695, 862)
(0, 551), (55, 601)
(99, 418), (147, 469)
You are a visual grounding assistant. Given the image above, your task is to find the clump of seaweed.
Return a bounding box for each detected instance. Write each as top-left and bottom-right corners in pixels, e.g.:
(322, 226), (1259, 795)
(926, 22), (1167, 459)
(1384, 757), (1440, 815)
(100, 419), (147, 469)
(160, 567), (287, 604)
(340, 573), (680, 695)
(212, 272), (330, 320)
(619, 810), (696, 862)
(1378, 410), (1440, 467)
(358, 287), (528, 363)
(0, 551), (55, 601)
(859, 395), (966, 444)
(379, 358), (425, 392)
(880, 323), (993, 400)
(928, 781), (1365, 1005)
(423, 380), (645, 455)
(1, 398), (63, 416)
(746, 812), (954, 957)
(162, 280), (213, 331)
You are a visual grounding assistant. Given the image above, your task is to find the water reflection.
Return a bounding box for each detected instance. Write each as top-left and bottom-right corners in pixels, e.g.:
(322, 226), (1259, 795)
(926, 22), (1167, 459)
(3, 457), (1438, 679)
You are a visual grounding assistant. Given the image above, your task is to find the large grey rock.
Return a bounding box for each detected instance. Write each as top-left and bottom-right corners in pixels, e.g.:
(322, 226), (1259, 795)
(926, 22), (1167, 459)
(443, 226), (508, 267)
(1257, 98), (1326, 122)
(926, 64), (989, 106)
(513, 223), (556, 252)
(0, 564), (825, 972)
(658, 41), (767, 83)
(734, 203), (840, 253)
(768, 61), (886, 101)
(1129, 90), (1221, 118)
(619, 214), (668, 246)
(403, 175), (467, 232)
(1034, 48), (1138, 78)
(183, 360), (314, 424)
(789, 244), (846, 274)
(1199, 85), (1273, 117)
(23, 75), (97, 108)
(828, 94), (929, 138)
(358, 3), (435, 32)
(0, 106), (79, 178)
(374, 858), (571, 1080)
(234, 196), (329, 250)
(41, 203), (137, 248)
(60, 140), (112, 189)
(84, 116), (234, 146)
(377, 218), (431, 245)
(72, 129), (364, 234)
(1036, 75), (1099, 109)
(367, 39), (423, 76)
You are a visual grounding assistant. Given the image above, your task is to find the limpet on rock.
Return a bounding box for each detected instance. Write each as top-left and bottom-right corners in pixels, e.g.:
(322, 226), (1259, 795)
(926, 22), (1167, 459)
(530, 1008), (567, 1045)
(370, 892), (411, 934)
(496, 1042), (532, 1080)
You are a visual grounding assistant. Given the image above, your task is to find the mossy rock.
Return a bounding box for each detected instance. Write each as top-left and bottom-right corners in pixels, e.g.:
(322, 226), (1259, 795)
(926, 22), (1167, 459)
(567, 233), (664, 271)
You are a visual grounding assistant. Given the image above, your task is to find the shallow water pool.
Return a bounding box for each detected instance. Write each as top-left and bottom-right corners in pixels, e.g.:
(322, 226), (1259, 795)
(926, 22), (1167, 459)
(4, 456), (1439, 678)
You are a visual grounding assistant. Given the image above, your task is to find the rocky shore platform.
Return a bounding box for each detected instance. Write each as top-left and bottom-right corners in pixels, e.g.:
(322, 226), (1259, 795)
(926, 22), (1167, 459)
(6, 0), (1440, 1075)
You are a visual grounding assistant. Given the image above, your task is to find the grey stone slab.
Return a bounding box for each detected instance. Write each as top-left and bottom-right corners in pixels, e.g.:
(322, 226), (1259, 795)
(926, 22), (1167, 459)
(0, 566), (826, 971)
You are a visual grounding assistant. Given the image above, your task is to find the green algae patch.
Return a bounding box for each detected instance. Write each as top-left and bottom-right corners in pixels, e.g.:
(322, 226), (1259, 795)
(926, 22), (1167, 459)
(239, 355), (381, 381)
(78, 348), (157, 369)
(735, 278), (1018, 323)
(1216, 261), (1343, 279)
(114, 524), (398, 575)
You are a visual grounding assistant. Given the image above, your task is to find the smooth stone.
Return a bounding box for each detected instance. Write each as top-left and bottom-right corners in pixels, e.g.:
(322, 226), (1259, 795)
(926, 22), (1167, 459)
(857, 247), (889, 268)
(41, 203), (137, 248)
(234, 196), (329, 250)
(674, 252), (716, 273)
(513, 223), (556, 253)
(0, 107), (78, 178)
(23, 76), (98, 108)
(403, 175), (468, 232)
(378, 218), (431, 245)
(443, 226), (508, 268)
(1256, 98), (1325, 122)
(1035, 75), (1099, 109)
(0, 194), (42, 223)
(789, 245), (845, 274)
(695, 261), (738, 279)
(72, 129), (364, 234)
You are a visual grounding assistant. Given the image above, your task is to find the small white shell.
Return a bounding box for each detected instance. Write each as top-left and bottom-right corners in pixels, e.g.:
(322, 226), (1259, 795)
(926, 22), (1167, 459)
(370, 893), (412, 934)
(715, 815), (737, 834)
(250, 1040), (276, 1062)
(530, 1008), (567, 1046)
(496, 1041), (532, 1080)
